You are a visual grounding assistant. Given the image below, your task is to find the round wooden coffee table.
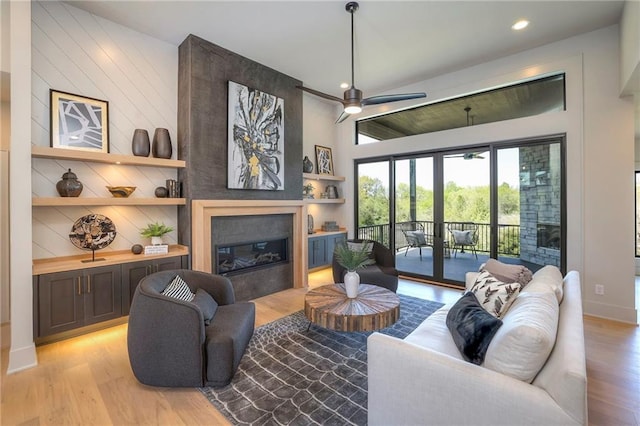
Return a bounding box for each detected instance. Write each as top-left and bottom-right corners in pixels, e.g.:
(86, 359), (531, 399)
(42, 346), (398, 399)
(304, 283), (400, 332)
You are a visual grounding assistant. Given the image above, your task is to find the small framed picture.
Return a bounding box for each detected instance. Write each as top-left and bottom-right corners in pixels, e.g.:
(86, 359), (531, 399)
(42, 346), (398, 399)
(50, 89), (109, 153)
(315, 145), (334, 175)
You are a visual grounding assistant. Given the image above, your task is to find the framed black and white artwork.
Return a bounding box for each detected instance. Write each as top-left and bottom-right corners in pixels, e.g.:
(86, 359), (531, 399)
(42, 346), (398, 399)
(50, 89), (109, 153)
(227, 81), (284, 190)
(315, 145), (334, 175)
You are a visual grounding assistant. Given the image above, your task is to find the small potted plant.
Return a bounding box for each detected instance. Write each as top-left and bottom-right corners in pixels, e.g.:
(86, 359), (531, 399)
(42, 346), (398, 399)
(303, 183), (314, 199)
(140, 222), (174, 245)
(334, 241), (374, 298)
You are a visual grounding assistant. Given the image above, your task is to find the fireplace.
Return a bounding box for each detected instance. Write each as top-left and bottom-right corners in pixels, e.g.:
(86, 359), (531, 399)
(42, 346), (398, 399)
(191, 200), (308, 301)
(215, 238), (289, 275)
(537, 223), (560, 250)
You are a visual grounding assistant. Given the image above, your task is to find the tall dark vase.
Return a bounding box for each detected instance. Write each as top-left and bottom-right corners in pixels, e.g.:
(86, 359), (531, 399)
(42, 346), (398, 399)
(131, 129), (150, 157)
(152, 128), (172, 159)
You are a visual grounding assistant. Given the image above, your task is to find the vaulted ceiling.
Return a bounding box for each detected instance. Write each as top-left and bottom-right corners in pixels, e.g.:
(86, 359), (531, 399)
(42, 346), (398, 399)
(67, 1), (624, 99)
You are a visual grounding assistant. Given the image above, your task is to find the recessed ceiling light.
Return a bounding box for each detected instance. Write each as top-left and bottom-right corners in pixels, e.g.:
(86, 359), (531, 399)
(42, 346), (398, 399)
(512, 20), (529, 31)
(340, 82), (349, 89)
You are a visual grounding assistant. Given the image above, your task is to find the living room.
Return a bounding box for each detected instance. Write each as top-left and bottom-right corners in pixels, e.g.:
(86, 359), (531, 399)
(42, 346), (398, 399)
(2, 1), (640, 424)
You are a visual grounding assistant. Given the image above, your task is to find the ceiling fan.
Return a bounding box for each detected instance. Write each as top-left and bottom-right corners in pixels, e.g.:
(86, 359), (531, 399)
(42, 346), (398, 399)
(296, 2), (427, 124)
(449, 152), (486, 160)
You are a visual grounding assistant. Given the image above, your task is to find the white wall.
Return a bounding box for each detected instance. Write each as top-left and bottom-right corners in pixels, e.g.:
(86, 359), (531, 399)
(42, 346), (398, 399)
(620, 0), (640, 95)
(31, 1), (179, 258)
(302, 95), (345, 228)
(333, 25), (637, 323)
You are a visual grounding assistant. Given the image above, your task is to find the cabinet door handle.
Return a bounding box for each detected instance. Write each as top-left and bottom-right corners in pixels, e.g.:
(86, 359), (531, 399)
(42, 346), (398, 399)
(77, 276), (82, 295)
(87, 275), (91, 293)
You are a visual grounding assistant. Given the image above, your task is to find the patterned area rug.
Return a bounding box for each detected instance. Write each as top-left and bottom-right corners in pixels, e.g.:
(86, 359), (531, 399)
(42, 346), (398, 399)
(199, 294), (443, 426)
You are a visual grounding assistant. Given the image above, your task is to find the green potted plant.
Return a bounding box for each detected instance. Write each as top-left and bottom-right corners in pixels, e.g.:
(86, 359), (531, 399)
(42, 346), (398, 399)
(303, 183), (314, 198)
(334, 241), (374, 298)
(140, 222), (174, 245)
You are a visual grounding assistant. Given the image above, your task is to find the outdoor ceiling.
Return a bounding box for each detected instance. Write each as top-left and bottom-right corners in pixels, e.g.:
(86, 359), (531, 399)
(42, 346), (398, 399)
(66, 1), (623, 99)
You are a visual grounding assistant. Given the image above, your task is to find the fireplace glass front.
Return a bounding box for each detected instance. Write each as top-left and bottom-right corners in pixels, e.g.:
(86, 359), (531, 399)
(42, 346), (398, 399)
(215, 238), (288, 275)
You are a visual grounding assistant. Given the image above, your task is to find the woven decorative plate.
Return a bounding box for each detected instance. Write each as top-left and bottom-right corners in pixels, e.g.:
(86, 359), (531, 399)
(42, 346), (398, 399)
(69, 214), (117, 250)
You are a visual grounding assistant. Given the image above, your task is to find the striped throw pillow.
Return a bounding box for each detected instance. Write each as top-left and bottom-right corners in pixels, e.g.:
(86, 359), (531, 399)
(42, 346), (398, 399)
(161, 275), (195, 302)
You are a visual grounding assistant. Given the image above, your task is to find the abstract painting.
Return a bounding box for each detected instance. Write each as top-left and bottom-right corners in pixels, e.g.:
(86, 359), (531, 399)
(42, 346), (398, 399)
(50, 89), (109, 153)
(228, 81), (284, 190)
(315, 145), (334, 175)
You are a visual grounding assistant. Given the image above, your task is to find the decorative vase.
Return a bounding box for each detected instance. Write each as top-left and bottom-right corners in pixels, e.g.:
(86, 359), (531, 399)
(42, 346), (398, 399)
(344, 270), (360, 298)
(131, 129), (150, 157)
(56, 168), (83, 197)
(151, 236), (164, 246)
(303, 156), (314, 173)
(152, 128), (172, 159)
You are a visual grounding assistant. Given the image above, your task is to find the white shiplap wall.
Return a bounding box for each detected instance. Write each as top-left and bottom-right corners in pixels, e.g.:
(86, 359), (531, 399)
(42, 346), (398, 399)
(31, 1), (179, 258)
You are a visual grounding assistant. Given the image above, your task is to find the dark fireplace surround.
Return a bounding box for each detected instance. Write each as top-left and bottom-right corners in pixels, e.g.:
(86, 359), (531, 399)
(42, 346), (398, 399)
(177, 35), (305, 301)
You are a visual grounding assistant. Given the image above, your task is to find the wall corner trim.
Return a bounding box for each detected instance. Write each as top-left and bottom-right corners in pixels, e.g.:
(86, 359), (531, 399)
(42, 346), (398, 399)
(7, 343), (37, 374)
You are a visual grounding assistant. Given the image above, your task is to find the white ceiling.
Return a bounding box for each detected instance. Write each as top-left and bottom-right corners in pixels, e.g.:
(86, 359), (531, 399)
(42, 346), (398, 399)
(67, 0), (624, 99)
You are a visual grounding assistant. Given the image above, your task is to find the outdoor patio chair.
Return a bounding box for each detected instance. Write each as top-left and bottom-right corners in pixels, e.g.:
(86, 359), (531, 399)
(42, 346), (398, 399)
(399, 222), (432, 260)
(448, 222), (479, 259)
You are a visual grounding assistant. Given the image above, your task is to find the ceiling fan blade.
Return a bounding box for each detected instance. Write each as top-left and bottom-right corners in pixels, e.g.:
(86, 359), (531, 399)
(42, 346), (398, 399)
(296, 85), (345, 104)
(361, 92), (426, 107)
(335, 110), (351, 124)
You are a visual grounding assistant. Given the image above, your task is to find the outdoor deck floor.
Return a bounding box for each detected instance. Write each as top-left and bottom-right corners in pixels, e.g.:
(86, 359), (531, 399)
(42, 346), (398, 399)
(395, 246), (541, 284)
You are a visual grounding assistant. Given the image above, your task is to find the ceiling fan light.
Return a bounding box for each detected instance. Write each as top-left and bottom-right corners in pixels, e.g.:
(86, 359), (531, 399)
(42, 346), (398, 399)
(344, 105), (362, 114)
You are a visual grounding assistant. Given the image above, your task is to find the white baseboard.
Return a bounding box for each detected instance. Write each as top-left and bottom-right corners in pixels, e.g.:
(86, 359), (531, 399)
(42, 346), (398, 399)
(584, 300), (638, 324)
(7, 343), (37, 374)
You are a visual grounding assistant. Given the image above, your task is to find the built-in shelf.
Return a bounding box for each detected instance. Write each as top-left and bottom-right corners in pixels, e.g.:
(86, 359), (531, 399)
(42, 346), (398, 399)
(303, 173), (345, 182)
(303, 198), (345, 204)
(306, 228), (347, 238)
(33, 245), (189, 275)
(32, 146), (186, 168)
(32, 197), (186, 206)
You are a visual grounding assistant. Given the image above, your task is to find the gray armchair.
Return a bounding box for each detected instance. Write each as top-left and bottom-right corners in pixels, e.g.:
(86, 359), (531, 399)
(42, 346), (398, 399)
(332, 239), (399, 292)
(448, 222), (479, 259)
(127, 269), (255, 387)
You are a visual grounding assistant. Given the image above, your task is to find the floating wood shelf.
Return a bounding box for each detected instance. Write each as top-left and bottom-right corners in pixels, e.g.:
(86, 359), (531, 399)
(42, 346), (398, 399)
(303, 173), (346, 182)
(32, 146), (186, 168)
(303, 198), (345, 204)
(32, 197), (186, 206)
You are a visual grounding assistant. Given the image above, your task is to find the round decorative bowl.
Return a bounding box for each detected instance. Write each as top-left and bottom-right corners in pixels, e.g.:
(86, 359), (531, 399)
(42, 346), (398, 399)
(106, 186), (136, 198)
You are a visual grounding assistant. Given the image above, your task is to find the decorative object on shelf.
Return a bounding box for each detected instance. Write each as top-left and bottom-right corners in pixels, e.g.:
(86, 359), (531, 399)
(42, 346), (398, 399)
(315, 145), (334, 175)
(106, 186), (136, 198)
(69, 214), (117, 262)
(321, 221), (340, 232)
(131, 129), (150, 157)
(152, 128), (173, 159)
(308, 214), (315, 234)
(228, 81), (284, 191)
(333, 241), (375, 298)
(303, 156), (314, 173)
(166, 179), (179, 198)
(144, 244), (169, 255)
(50, 89), (109, 153)
(56, 168), (83, 197)
(154, 186), (169, 198)
(326, 185), (339, 199)
(131, 244), (144, 255)
(140, 222), (174, 246)
(303, 183), (314, 199)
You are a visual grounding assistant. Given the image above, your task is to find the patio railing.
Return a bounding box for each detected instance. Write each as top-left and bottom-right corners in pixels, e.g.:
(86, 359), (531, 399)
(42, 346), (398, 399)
(357, 221), (521, 257)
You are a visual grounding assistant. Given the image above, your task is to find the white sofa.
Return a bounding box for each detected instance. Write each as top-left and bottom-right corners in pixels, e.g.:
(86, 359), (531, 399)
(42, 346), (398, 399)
(368, 268), (587, 426)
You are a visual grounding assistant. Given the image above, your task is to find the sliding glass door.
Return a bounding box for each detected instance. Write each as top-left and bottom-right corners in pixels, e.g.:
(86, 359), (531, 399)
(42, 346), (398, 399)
(355, 137), (565, 286)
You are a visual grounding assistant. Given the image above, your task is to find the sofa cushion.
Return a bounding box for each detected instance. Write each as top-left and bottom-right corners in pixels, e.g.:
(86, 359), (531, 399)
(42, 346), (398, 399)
(405, 303), (463, 360)
(192, 288), (218, 325)
(523, 265), (564, 303)
(446, 292), (503, 365)
(481, 258), (533, 287)
(484, 290), (559, 382)
(469, 270), (522, 318)
(161, 275), (195, 302)
(406, 230), (428, 245)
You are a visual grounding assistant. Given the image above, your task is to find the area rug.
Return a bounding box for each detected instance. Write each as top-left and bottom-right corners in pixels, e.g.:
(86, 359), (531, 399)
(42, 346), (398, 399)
(199, 294), (443, 426)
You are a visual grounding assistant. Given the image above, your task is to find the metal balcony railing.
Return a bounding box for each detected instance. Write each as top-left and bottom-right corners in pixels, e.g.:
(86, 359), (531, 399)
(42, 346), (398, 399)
(357, 221), (521, 257)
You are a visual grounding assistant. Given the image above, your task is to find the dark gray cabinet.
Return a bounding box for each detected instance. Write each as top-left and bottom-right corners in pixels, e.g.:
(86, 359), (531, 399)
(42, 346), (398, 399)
(308, 232), (347, 269)
(121, 256), (186, 315)
(37, 265), (121, 337)
(35, 255), (186, 340)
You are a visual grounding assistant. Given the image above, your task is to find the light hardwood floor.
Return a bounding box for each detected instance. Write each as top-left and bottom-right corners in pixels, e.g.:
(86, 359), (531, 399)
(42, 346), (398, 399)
(1, 270), (638, 425)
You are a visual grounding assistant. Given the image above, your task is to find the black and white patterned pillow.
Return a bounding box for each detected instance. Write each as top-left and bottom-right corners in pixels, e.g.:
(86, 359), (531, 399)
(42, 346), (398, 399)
(469, 270), (522, 318)
(161, 275), (195, 302)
